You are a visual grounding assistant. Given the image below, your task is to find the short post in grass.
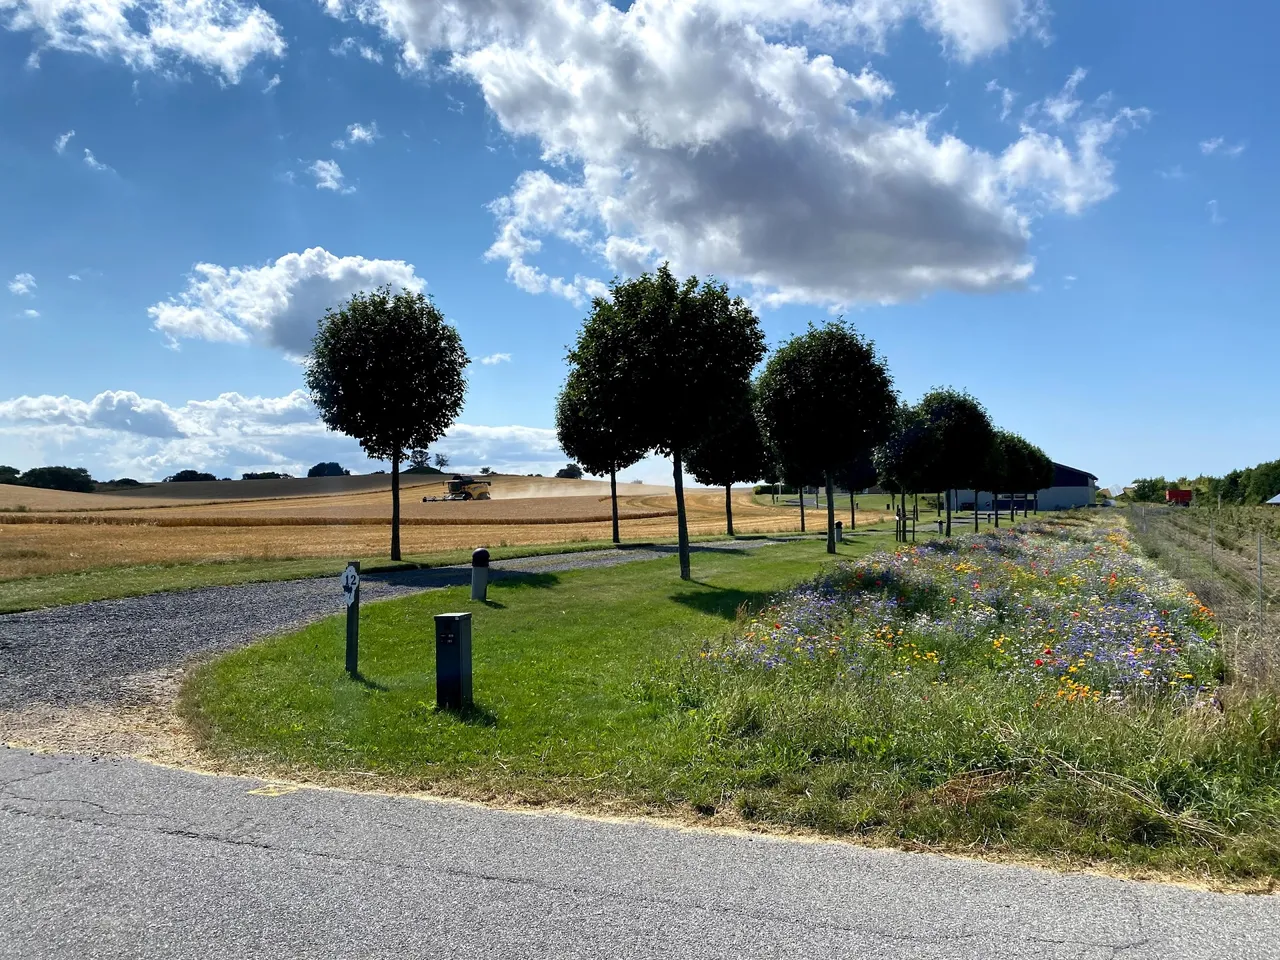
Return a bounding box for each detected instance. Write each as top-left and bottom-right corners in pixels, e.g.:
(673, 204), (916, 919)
(341, 561), (360, 675)
(471, 547), (490, 602)
(435, 612), (473, 711)
(834, 520), (843, 544)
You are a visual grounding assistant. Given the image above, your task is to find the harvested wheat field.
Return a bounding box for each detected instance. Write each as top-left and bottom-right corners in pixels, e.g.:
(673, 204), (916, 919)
(0, 473), (655, 513)
(0, 478), (880, 581)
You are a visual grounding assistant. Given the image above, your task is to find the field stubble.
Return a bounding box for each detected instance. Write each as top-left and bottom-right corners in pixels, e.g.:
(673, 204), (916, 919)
(0, 490), (881, 581)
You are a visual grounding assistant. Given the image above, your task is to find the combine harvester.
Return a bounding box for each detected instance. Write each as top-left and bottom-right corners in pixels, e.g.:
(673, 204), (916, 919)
(422, 475), (492, 502)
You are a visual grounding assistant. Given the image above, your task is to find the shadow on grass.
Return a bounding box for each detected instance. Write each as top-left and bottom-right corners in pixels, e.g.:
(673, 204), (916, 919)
(669, 584), (778, 620)
(368, 568), (561, 591)
(348, 671), (389, 692)
(436, 701), (499, 727)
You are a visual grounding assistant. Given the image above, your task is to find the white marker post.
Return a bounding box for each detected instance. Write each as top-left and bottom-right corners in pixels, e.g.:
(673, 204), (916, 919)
(341, 561), (361, 675)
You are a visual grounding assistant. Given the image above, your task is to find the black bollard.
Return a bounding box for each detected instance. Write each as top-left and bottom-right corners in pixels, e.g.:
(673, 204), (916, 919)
(471, 547), (490, 602)
(435, 612), (473, 710)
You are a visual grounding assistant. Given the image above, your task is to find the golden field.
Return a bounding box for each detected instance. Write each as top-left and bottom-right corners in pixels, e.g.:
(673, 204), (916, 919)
(0, 475), (880, 581)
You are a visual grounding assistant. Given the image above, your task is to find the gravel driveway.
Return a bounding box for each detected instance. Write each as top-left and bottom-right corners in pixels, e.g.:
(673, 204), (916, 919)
(0, 541), (780, 711)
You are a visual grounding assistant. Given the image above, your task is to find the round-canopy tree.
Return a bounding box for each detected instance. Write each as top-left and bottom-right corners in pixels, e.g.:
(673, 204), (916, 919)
(976, 429), (1014, 530)
(305, 286), (468, 561)
(834, 452), (877, 530)
(756, 320), (897, 554)
(1025, 441), (1055, 514)
(915, 388), (994, 537)
(575, 264), (764, 580)
(556, 330), (648, 543)
(873, 404), (932, 538)
(686, 384), (770, 536)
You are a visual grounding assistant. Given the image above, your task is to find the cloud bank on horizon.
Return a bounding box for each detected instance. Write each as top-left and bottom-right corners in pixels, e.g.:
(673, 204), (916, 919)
(0, 388), (569, 481)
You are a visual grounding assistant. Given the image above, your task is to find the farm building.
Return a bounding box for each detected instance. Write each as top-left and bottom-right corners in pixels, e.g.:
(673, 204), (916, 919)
(1166, 489), (1193, 506)
(1268, 493), (1280, 506)
(956, 462), (1099, 512)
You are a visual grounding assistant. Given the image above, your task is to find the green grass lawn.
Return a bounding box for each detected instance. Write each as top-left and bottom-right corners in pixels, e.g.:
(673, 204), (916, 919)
(182, 538), (873, 787)
(182, 524), (1280, 883)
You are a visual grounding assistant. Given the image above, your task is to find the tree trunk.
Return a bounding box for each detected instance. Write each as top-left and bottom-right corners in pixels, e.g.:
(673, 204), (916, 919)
(724, 484), (735, 537)
(390, 451), (402, 561)
(799, 485), (806, 533)
(994, 492), (1000, 529)
(610, 468), (620, 544)
(850, 492), (856, 531)
(913, 492), (918, 522)
(825, 472), (836, 554)
(937, 491), (942, 517)
(974, 488), (980, 532)
(673, 450), (691, 580)
(945, 487), (952, 537)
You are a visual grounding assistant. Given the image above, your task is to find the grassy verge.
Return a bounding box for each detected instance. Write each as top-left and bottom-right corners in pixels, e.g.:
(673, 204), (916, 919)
(0, 531), (834, 614)
(183, 523), (1280, 883)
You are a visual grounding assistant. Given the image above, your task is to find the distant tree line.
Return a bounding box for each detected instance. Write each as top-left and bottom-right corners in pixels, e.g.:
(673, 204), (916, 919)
(0, 465), (96, 492)
(1131, 458), (1280, 505)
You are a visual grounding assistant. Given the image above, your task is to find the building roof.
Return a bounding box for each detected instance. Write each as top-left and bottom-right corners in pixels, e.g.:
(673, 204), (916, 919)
(1267, 493), (1280, 505)
(1052, 462), (1099, 487)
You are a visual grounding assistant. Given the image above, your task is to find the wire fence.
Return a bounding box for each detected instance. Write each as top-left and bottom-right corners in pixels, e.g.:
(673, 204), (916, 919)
(1128, 504), (1280, 690)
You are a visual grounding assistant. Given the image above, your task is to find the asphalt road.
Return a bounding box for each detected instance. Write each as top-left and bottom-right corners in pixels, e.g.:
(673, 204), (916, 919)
(2, 748), (1278, 959)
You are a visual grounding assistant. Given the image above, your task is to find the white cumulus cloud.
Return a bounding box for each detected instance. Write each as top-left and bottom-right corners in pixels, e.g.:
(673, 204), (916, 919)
(8, 273), (36, 296)
(480, 352), (511, 365)
(0, 387), (582, 481)
(323, 0), (1138, 310)
(1, 0), (285, 83)
(309, 158), (352, 192)
(147, 247), (426, 354)
(263, 73), (281, 92)
(333, 122), (379, 149)
(54, 130), (75, 153)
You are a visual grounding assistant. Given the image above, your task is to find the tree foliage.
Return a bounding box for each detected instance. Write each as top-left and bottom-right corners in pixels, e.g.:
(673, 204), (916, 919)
(686, 384), (770, 535)
(305, 285), (468, 559)
(555, 463), (585, 479)
(0, 465), (20, 484)
(164, 469), (217, 483)
(571, 264), (764, 578)
(915, 388), (995, 535)
(307, 462), (349, 478)
(555, 364), (647, 542)
(16, 465), (96, 492)
(756, 320), (896, 552)
(873, 405), (931, 498)
(1197, 459), (1280, 505)
(1130, 477), (1170, 503)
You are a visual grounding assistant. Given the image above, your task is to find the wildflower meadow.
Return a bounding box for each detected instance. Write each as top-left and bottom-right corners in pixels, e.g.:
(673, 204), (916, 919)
(661, 517), (1280, 880)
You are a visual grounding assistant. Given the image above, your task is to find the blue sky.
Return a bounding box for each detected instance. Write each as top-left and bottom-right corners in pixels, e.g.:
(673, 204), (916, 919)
(1, 0), (1274, 489)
